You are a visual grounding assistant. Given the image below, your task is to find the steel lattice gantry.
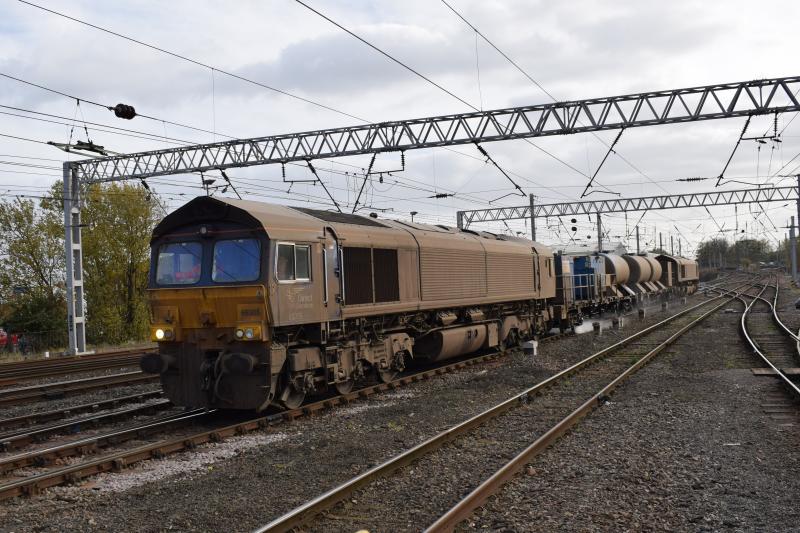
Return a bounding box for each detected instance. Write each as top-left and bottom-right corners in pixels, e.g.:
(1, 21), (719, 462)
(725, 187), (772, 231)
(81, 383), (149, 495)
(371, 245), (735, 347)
(61, 75), (800, 353)
(456, 186), (800, 227)
(71, 76), (800, 182)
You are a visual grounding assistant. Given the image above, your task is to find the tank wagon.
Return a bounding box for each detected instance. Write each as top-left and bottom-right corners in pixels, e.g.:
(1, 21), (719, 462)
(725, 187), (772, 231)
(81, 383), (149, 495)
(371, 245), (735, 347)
(141, 197), (700, 411)
(551, 250), (697, 326)
(142, 197), (556, 410)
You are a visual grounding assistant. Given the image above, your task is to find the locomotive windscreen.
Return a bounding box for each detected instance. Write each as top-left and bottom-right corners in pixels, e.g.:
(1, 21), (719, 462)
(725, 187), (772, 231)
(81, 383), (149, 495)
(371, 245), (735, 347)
(156, 242), (202, 285)
(212, 239), (261, 282)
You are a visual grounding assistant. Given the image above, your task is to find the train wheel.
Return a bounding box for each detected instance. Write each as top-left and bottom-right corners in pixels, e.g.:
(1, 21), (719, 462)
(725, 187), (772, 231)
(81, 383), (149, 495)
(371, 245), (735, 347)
(378, 369), (398, 383)
(335, 379), (354, 394)
(281, 387), (306, 410)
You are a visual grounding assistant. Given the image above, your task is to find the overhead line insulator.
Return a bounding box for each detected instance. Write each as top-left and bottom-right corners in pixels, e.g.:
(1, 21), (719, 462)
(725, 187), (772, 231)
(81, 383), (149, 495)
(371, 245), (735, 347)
(112, 103), (137, 120)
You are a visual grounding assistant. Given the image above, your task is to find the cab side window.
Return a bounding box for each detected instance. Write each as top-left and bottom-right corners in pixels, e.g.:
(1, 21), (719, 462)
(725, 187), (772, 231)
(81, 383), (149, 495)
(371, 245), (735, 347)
(277, 243), (311, 282)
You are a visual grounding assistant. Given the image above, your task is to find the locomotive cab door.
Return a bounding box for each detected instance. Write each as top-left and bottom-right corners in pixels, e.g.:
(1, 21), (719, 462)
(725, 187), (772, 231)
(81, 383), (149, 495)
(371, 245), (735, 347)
(323, 227), (343, 322)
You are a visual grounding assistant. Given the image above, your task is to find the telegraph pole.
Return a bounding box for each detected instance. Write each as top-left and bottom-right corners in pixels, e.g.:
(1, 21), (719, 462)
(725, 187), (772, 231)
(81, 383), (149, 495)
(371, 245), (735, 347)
(596, 213), (602, 252)
(791, 216), (797, 282)
(796, 175), (800, 236)
(636, 225), (640, 254)
(529, 194), (536, 241)
(659, 232), (663, 252)
(796, 175), (800, 278)
(678, 238), (682, 256)
(670, 234), (674, 255)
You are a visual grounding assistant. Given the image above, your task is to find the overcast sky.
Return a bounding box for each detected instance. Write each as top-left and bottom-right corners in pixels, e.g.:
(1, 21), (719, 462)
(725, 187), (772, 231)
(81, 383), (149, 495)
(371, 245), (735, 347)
(2, 0), (800, 256)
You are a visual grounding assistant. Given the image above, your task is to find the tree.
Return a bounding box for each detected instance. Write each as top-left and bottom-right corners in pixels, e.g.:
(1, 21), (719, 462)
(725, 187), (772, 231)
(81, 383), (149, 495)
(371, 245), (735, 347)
(0, 181), (169, 349)
(43, 182), (164, 345)
(696, 238), (730, 268)
(0, 196), (66, 343)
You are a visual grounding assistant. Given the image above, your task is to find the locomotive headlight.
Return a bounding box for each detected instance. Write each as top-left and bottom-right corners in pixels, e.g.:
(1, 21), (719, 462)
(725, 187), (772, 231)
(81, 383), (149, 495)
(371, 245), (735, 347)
(151, 326), (175, 342)
(235, 325), (261, 341)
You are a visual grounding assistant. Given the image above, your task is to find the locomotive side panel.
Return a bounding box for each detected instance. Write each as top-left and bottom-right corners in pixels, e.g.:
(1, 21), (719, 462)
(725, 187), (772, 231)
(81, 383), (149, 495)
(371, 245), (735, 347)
(485, 245), (535, 297)
(419, 232), (487, 301)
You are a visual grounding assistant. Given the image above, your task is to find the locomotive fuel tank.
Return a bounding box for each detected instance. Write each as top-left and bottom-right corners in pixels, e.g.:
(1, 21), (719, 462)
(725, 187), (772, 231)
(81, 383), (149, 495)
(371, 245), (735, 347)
(414, 323), (499, 362)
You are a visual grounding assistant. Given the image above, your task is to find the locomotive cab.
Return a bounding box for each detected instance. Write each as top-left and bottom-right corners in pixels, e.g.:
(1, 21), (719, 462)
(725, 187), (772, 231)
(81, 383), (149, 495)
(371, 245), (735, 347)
(143, 198), (282, 411)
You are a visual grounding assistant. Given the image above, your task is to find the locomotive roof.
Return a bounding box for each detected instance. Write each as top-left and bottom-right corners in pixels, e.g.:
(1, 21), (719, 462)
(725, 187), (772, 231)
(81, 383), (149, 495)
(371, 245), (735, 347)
(154, 196), (552, 255)
(656, 253), (697, 265)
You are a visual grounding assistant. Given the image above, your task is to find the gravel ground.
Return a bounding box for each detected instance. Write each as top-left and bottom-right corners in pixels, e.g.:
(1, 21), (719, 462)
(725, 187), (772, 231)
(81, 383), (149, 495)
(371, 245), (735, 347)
(0, 291), (707, 533)
(301, 298), (722, 533)
(460, 276), (800, 532)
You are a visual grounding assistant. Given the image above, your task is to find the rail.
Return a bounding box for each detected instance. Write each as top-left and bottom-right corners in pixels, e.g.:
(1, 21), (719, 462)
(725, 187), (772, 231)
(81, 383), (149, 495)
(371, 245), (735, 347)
(254, 279), (752, 533)
(0, 371), (158, 407)
(739, 278), (800, 397)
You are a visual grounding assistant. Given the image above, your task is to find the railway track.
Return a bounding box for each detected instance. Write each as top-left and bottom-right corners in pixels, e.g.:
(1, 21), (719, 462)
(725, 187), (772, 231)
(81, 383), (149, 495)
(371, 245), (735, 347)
(0, 390), (164, 432)
(0, 332), (584, 497)
(0, 284), (733, 503)
(0, 347), (152, 386)
(739, 277), (800, 397)
(0, 399), (173, 452)
(0, 371), (159, 407)
(0, 351), (511, 500)
(254, 280), (754, 533)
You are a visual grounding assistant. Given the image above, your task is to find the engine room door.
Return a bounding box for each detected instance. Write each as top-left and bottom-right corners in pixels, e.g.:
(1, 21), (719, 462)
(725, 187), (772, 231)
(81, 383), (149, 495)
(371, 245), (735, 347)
(532, 247), (541, 293)
(323, 227), (343, 321)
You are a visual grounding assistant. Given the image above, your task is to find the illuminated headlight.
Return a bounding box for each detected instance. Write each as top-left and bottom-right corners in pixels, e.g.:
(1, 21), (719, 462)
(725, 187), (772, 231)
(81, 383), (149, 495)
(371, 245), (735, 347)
(235, 329), (245, 339)
(244, 328), (254, 339)
(151, 327), (174, 342)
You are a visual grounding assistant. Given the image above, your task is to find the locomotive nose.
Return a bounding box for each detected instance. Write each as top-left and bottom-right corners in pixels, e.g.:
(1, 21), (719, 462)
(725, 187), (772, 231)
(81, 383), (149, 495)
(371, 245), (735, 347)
(140, 352), (174, 374)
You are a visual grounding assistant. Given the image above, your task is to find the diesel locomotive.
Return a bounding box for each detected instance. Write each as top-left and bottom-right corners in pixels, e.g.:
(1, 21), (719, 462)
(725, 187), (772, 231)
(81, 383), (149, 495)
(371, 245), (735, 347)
(141, 196), (698, 411)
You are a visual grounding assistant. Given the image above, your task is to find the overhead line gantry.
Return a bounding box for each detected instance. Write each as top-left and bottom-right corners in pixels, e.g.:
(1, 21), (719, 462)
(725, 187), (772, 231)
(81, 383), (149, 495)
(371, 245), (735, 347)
(62, 75), (800, 353)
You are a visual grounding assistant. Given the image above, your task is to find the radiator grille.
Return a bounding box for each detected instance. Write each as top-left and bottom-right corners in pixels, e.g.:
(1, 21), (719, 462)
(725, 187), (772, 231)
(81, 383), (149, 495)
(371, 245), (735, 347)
(343, 247), (373, 305)
(420, 248), (486, 301)
(373, 248), (400, 302)
(487, 253), (534, 295)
